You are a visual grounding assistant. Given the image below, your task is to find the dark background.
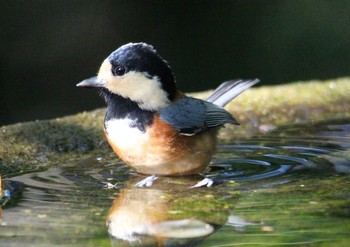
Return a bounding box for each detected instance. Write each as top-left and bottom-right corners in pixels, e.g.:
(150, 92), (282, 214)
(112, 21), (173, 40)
(1, 0), (350, 125)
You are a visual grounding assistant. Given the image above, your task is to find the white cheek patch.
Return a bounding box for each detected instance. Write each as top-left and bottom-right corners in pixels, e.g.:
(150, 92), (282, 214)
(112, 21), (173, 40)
(98, 67), (170, 111)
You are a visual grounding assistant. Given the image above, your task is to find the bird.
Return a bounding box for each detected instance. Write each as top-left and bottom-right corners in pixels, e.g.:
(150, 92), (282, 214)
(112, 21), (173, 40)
(77, 42), (259, 187)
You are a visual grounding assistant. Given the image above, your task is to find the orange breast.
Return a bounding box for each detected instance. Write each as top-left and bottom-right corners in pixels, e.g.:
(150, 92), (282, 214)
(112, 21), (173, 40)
(105, 116), (218, 176)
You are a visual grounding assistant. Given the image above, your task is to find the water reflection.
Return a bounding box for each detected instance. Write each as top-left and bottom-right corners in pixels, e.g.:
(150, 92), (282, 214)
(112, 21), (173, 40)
(107, 175), (238, 246)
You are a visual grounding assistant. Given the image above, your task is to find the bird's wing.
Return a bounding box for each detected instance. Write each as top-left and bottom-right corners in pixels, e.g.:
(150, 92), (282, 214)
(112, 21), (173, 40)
(159, 96), (238, 136)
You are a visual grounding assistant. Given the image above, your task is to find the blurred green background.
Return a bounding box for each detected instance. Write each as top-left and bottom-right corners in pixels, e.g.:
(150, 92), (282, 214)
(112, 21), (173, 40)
(1, 0), (349, 125)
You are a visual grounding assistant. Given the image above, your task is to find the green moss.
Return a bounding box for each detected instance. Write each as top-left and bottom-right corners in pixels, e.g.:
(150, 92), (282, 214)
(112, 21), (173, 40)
(0, 109), (110, 176)
(168, 185), (240, 225)
(200, 175), (350, 246)
(235, 175), (350, 220)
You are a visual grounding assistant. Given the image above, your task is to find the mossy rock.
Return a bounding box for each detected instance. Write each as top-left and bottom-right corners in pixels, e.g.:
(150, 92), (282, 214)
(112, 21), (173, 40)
(1, 77), (350, 176)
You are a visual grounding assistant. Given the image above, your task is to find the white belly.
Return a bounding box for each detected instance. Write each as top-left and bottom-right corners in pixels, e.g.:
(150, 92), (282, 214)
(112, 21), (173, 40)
(105, 118), (149, 154)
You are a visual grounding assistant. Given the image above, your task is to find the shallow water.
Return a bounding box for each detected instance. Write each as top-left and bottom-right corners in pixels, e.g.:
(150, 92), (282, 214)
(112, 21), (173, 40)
(1, 120), (350, 246)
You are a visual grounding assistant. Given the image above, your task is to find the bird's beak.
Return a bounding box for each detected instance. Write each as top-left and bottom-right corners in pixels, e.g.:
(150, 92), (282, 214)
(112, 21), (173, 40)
(76, 76), (106, 88)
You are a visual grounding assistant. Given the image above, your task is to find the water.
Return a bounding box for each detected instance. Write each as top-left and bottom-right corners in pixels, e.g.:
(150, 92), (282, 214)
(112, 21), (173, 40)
(1, 120), (350, 246)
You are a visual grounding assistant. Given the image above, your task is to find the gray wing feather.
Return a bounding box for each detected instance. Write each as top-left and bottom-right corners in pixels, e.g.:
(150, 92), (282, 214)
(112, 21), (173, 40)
(207, 79), (259, 107)
(159, 96), (237, 136)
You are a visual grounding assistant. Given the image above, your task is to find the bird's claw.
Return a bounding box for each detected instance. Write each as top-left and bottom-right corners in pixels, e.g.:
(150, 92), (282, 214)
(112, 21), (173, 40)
(190, 178), (214, 188)
(135, 175), (158, 188)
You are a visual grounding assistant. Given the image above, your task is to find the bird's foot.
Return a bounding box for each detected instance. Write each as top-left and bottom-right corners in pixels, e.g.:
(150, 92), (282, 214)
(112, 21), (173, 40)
(102, 182), (119, 189)
(135, 175), (158, 188)
(190, 177), (214, 188)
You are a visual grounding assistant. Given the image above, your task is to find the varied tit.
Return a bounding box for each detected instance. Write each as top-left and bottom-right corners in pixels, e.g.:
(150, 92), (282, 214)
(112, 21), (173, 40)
(77, 42), (259, 187)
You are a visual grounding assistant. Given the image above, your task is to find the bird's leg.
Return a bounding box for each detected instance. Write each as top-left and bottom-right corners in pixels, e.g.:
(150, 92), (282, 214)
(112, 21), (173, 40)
(190, 177), (214, 188)
(135, 175), (158, 188)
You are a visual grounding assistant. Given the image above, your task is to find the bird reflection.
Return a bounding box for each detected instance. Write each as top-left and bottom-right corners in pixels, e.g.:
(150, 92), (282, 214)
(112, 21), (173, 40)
(106, 175), (237, 247)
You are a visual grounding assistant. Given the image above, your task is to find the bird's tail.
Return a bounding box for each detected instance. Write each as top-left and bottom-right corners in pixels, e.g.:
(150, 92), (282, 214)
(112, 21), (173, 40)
(206, 79), (259, 107)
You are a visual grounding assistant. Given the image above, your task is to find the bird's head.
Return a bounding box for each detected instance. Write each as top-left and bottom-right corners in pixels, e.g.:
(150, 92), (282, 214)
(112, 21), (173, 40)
(77, 42), (177, 110)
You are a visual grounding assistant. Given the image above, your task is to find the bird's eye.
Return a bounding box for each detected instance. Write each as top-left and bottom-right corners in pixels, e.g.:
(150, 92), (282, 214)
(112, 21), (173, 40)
(113, 66), (126, 76)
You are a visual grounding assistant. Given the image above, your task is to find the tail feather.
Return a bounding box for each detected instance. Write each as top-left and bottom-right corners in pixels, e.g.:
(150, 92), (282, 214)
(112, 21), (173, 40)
(206, 79), (259, 107)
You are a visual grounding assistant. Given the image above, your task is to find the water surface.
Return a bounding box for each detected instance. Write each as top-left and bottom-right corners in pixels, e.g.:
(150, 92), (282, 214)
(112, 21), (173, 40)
(1, 120), (350, 246)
